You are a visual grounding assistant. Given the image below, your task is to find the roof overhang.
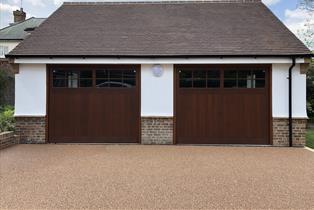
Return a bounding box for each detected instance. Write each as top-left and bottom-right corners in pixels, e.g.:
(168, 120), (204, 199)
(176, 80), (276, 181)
(6, 54), (313, 59)
(0, 39), (23, 41)
(9, 56), (311, 64)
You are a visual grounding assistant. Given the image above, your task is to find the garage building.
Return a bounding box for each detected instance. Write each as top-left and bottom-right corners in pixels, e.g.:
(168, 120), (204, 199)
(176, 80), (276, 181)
(7, 0), (312, 146)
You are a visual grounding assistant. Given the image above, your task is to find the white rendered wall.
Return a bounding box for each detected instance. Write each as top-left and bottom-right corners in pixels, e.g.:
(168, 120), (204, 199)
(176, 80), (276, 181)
(141, 64), (173, 117)
(272, 64), (307, 118)
(13, 62), (307, 119)
(0, 40), (20, 58)
(15, 64), (46, 116)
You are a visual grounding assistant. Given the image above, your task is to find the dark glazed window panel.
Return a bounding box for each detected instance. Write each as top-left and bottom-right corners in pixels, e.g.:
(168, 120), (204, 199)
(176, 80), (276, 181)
(53, 68), (137, 88)
(224, 79), (237, 88)
(109, 70), (122, 78)
(66, 71), (79, 80)
(80, 71), (92, 79)
(193, 79), (206, 88)
(80, 79), (93, 87)
(254, 80), (265, 88)
(207, 79), (220, 88)
(110, 78), (123, 87)
(223, 69), (266, 89)
(96, 70), (108, 78)
(67, 79), (78, 88)
(179, 69), (222, 88)
(53, 70), (66, 79)
(123, 79), (136, 87)
(224, 70), (237, 79)
(96, 79), (110, 87)
(53, 79), (66, 87)
(179, 70), (192, 79)
(253, 70), (266, 79)
(238, 79), (252, 88)
(193, 70), (206, 79)
(193, 70), (206, 88)
(96, 69), (136, 88)
(123, 70), (136, 78)
(109, 82), (122, 87)
(180, 79), (192, 88)
(207, 70), (220, 79)
(238, 70), (252, 79)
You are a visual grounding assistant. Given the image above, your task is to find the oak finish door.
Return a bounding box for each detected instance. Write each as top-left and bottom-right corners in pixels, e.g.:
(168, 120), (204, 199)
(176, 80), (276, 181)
(175, 65), (270, 145)
(48, 65), (140, 143)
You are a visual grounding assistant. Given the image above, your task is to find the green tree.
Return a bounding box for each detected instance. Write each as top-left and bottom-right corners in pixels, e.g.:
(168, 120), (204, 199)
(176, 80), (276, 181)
(307, 57), (314, 122)
(298, 0), (314, 122)
(0, 69), (8, 105)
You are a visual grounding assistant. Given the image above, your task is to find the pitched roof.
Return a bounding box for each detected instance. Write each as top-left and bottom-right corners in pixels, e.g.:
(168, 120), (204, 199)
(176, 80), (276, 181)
(0, 17), (46, 40)
(7, 1), (311, 58)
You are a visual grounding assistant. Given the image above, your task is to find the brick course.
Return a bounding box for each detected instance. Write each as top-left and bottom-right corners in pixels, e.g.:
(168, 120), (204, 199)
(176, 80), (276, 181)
(15, 117), (46, 144)
(0, 131), (19, 149)
(13, 116), (307, 146)
(272, 118), (307, 147)
(141, 117), (173, 144)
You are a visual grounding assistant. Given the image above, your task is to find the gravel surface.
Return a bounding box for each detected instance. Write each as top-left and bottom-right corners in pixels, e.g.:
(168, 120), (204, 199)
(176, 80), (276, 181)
(1, 145), (314, 209)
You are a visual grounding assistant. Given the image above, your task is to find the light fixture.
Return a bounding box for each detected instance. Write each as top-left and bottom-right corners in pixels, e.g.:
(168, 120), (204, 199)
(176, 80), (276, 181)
(151, 64), (163, 77)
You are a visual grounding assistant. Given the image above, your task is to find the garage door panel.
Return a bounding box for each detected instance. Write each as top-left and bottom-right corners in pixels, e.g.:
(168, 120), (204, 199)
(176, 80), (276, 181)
(49, 65), (140, 143)
(177, 91), (222, 140)
(176, 65), (270, 145)
(221, 92), (267, 140)
(50, 90), (95, 140)
(91, 90), (138, 140)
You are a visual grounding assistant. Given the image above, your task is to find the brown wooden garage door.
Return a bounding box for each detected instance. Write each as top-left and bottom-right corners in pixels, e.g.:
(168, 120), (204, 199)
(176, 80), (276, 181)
(48, 65), (140, 143)
(175, 65), (270, 145)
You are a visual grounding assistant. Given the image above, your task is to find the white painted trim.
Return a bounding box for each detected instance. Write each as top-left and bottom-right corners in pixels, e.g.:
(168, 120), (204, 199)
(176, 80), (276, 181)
(14, 57), (306, 64)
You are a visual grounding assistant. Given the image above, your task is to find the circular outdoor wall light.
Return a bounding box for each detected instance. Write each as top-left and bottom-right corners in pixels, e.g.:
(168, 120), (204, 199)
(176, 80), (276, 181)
(151, 64), (163, 77)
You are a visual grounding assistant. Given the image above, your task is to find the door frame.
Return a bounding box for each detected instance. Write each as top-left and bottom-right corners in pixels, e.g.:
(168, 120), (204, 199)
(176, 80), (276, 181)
(46, 64), (141, 144)
(173, 64), (272, 145)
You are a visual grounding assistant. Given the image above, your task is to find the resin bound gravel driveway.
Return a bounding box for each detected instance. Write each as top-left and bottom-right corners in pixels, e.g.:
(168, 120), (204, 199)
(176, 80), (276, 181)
(1, 145), (314, 209)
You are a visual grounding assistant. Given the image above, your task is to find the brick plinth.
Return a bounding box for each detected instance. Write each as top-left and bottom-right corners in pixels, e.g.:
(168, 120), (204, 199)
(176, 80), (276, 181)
(141, 117), (173, 144)
(273, 118), (307, 147)
(15, 117), (46, 144)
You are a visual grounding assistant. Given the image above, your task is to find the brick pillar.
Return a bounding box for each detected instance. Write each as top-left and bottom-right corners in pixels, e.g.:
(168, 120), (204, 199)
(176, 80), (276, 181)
(141, 117), (173, 144)
(15, 117), (46, 144)
(272, 118), (307, 147)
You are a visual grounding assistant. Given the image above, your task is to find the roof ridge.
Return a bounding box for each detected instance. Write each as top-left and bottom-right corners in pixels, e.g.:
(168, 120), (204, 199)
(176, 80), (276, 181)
(63, 0), (261, 5)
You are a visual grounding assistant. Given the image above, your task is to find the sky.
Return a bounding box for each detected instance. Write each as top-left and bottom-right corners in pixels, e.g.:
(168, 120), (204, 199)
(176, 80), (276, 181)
(0, 0), (313, 49)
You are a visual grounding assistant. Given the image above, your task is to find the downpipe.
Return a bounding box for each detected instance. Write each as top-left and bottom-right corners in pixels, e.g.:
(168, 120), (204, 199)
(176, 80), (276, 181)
(289, 58), (296, 147)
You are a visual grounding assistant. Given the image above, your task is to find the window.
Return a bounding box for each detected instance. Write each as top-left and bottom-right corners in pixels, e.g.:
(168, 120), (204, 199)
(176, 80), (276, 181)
(0, 46), (9, 58)
(52, 70), (93, 88)
(224, 70), (265, 88)
(179, 70), (220, 88)
(96, 70), (136, 88)
(79, 71), (93, 87)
